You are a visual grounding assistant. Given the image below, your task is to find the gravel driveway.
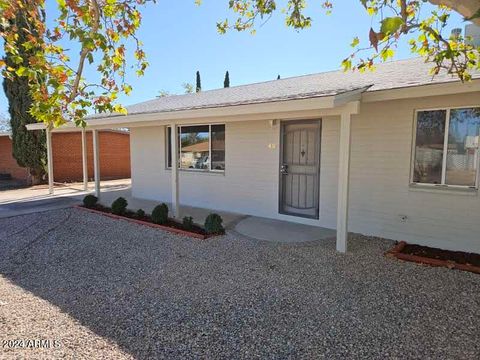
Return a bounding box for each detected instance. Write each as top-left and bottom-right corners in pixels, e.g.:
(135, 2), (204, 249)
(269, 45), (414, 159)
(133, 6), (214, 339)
(1, 208), (479, 359)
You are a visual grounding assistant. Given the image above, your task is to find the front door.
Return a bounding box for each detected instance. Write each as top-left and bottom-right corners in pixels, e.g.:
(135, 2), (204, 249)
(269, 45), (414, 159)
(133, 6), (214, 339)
(279, 120), (321, 219)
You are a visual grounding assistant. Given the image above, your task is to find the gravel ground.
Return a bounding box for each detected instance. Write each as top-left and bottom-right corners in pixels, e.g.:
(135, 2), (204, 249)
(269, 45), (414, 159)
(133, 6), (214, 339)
(0, 208), (479, 359)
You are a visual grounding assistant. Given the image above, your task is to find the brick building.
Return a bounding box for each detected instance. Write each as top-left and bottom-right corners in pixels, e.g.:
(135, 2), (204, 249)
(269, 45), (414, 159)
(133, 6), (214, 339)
(0, 130), (130, 183)
(0, 132), (29, 180)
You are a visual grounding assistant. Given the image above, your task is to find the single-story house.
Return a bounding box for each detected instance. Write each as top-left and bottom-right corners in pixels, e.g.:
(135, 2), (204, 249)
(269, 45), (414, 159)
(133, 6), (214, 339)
(0, 130), (130, 183)
(27, 58), (480, 253)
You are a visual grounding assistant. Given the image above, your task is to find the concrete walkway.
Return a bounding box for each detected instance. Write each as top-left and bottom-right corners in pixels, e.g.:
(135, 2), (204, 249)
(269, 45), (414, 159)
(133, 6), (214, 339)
(0, 180), (244, 228)
(0, 180), (335, 243)
(0, 179), (130, 219)
(234, 216), (336, 244)
(95, 188), (245, 229)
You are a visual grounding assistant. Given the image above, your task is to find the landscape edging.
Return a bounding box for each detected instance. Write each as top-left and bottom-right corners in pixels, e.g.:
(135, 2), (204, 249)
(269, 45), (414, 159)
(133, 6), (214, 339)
(386, 241), (480, 274)
(74, 205), (209, 240)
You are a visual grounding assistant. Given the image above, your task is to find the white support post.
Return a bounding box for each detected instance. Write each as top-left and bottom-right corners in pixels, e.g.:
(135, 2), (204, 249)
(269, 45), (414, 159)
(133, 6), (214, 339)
(336, 111), (352, 253)
(81, 128), (88, 191)
(171, 124), (180, 218)
(93, 130), (101, 198)
(46, 128), (54, 195)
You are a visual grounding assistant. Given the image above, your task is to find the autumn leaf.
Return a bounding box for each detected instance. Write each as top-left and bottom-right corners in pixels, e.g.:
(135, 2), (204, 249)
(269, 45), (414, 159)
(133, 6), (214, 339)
(369, 27), (379, 51)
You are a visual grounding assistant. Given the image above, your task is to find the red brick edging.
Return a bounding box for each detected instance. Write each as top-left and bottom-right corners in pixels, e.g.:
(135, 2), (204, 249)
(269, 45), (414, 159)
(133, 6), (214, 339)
(74, 205), (208, 239)
(385, 241), (480, 274)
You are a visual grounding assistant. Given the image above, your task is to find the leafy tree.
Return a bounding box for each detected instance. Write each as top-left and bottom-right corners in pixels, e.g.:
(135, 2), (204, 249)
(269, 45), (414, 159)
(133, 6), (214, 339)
(1, 0), (149, 128)
(0, 114), (10, 132)
(182, 82), (194, 94)
(157, 90), (172, 98)
(224, 71), (230, 87)
(158, 83), (195, 96)
(0, 0), (479, 131)
(217, 1), (480, 80)
(196, 70), (201, 93)
(2, 7), (46, 184)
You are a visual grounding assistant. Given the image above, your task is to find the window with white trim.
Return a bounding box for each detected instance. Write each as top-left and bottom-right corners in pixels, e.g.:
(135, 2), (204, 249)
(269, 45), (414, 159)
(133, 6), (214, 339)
(166, 124), (225, 172)
(412, 107), (480, 188)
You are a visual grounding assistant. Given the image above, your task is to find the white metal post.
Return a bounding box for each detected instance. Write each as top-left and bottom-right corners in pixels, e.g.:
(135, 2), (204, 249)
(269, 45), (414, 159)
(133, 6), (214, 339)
(93, 130), (101, 198)
(336, 111), (352, 253)
(171, 124), (180, 218)
(46, 128), (54, 195)
(81, 128), (88, 191)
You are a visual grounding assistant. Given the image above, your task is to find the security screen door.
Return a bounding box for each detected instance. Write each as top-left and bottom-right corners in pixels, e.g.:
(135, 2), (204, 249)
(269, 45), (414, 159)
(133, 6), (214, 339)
(279, 120), (321, 219)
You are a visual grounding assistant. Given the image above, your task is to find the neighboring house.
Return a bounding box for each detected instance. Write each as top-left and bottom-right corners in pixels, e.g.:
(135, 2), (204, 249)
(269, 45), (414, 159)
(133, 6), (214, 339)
(0, 130), (131, 183)
(180, 139), (225, 170)
(27, 58), (480, 254)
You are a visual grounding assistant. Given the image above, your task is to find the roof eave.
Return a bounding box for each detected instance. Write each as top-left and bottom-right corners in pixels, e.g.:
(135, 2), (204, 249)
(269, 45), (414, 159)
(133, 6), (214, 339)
(363, 78), (480, 103)
(27, 91), (362, 132)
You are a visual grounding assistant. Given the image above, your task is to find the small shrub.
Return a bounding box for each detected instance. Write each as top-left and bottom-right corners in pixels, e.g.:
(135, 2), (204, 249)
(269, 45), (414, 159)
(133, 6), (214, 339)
(182, 216), (194, 230)
(152, 203), (168, 225)
(136, 209), (146, 218)
(204, 213), (224, 234)
(111, 197), (128, 215)
(83, 195), (98, 208)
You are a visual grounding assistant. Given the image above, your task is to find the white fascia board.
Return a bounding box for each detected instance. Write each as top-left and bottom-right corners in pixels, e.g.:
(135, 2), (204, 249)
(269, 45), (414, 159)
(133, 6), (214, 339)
(94, 96), (338, 124)
(362, 79), (480, 103)
(27, 95), (341, 131)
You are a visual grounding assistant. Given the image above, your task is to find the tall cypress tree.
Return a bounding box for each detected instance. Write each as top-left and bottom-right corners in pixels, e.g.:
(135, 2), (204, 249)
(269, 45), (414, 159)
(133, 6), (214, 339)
(196, 71), (201, 93)
(224, 71), (230, 88)
(277, 75), (281, 80)
(2, 11), (46, 184)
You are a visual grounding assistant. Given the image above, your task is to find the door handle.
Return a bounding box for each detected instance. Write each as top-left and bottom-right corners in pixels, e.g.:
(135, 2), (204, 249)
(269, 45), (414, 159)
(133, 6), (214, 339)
(280, 164), (289, 175)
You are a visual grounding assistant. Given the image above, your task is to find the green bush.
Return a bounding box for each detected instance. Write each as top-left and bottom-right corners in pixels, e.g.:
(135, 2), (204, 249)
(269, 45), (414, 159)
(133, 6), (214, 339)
(136, 209), (146, 218)
(83, 195), (98, 208)
(182, 216), (194, 230)
(111, 197), (128, 215)
(204, 213), (224, 234)
(152, 203), (169, 225)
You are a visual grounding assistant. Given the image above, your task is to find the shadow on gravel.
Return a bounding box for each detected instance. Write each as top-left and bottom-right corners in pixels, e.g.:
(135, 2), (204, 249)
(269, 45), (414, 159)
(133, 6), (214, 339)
(1, 208), (480, 359)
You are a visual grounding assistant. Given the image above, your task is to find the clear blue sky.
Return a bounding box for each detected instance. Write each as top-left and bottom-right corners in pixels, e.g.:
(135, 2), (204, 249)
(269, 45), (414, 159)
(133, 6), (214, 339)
(0, 0), (465, 117)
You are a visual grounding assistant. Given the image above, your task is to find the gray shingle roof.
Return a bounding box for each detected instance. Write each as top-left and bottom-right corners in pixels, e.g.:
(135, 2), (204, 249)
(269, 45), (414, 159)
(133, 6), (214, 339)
(97, 58), (480, 118)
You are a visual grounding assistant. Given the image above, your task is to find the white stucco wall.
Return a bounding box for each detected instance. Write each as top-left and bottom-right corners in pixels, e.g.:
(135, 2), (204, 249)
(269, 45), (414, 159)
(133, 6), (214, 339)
(130, 117), (339, 229)
(130, 91), (480, 253)
(348, 92), (480, 253)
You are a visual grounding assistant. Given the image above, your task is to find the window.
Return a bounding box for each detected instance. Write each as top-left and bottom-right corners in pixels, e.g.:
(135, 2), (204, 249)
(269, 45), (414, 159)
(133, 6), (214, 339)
(166, 124), (225, 172)
(211, 125), (226, 171)
(412, 110), (446, 184)
(412, 107), (480, 187)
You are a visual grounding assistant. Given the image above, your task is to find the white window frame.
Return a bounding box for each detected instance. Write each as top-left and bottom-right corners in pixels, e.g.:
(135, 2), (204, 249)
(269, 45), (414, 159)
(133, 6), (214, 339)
(410, 106), (480, 190)
(166, 123), (225, 173)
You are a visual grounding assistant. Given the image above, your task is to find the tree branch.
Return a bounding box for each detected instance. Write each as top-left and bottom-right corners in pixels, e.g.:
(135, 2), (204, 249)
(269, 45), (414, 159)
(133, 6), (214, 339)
(69, 0), (100, 102)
